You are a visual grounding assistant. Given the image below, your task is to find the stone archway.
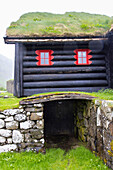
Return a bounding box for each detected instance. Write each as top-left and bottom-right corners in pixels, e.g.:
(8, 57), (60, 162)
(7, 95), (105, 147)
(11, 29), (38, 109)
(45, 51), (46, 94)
(19, 92), (94, 150)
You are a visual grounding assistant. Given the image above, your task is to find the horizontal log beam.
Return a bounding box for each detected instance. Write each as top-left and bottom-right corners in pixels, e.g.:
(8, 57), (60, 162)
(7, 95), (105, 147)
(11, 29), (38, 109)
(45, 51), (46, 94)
(23, 86), (108, 96)
(24, 51), (105, 56)
(23, 60), (105, 67)
(25, 50), (76, 56)
(23, 66), (106, 74)
(23, 80), (108, 88)
(23, 54), (105, 61)
(23, 73), (107, 81)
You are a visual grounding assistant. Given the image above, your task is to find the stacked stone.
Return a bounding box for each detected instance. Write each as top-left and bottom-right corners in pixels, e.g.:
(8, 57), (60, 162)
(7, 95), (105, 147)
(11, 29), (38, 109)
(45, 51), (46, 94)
(74, 100), (91, 143)
(87, 101), (97, 151)
(0, 103), (44, 153)
(95, 100), (113, 169)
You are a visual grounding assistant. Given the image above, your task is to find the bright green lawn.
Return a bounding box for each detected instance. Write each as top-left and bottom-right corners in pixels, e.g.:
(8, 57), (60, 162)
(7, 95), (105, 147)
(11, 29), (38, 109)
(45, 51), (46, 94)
(0, 147), (109, 170)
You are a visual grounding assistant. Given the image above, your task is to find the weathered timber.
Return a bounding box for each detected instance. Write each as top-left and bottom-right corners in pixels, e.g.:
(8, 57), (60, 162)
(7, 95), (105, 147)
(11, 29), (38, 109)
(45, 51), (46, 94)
(23, 66), (106, 74)
(20, 44), (24, 96)
(23, 60), (105, 67)
(14, 43), (23, 97)
(108, 33), (113, 88)
(23, 80), (108, 88)
(23, 73), (106, 81)
(6, 36), (112, 97)
(23, 54), (105, 61)
(23, 86), (108, 96)
(14, 43), (19, 96)
(20, 93), (95, 105)
(25, 50), (106, 56)
(24, 50), (76, 56)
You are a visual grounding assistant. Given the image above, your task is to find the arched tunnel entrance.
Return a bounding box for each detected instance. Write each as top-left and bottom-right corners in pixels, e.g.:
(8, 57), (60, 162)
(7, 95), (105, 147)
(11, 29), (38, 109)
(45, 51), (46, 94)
(19, 92), (95, 150)
(43, 98), (90, 149)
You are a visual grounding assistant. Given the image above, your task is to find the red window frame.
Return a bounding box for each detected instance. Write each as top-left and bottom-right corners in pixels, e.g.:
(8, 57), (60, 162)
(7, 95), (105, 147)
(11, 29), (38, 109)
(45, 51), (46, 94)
(35, 50), (54, 66)
(74, 49), (92, 65)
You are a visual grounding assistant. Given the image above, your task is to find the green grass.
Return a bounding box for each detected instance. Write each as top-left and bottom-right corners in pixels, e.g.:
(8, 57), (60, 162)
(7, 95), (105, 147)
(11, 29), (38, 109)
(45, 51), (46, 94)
(30, 89), (113, 101)
(1, 89), (113, 111)
(0, 92), (23, 111)
(0, 87), (6, 91)
(6, 12), (113, 37)
(0, 147), (109, 170)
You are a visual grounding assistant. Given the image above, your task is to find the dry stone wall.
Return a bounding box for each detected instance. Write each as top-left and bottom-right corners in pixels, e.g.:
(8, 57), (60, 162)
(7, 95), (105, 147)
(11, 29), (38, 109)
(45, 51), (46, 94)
(0, 103), (44, 153)
(94, 100), (113, 169)
(0, 94), (113, 169)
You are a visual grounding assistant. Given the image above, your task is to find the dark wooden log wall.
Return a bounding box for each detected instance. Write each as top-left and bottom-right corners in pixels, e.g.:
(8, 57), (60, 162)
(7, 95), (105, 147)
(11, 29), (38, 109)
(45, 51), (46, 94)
(14, 43), (24, 97)
(15, 40), (109, 97)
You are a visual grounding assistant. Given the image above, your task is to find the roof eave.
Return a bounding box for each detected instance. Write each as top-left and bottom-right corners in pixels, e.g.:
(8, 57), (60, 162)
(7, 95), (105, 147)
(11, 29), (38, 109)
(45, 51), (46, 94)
(4, 35), (108, 44)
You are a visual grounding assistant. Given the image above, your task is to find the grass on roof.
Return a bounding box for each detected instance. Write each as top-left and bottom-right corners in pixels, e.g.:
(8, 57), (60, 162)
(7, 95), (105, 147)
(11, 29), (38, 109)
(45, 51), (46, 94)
(1, 89), (113, 111)
(29, 89), (113, 101)
(6, 12), (113, 37)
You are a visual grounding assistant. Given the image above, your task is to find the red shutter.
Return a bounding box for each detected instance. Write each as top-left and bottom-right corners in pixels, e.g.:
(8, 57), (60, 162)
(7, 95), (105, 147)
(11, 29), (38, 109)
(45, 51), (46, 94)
(35, 50), (54, 66)
(74, 49), (92, 65)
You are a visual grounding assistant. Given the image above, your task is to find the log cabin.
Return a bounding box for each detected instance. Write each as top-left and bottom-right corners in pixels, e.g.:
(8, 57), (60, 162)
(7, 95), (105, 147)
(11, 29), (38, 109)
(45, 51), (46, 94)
(4, 12), (113, 97)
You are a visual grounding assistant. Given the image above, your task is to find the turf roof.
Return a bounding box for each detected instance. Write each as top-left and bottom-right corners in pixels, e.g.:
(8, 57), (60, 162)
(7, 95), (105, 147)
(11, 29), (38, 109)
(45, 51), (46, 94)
(6, 12), (113, 37)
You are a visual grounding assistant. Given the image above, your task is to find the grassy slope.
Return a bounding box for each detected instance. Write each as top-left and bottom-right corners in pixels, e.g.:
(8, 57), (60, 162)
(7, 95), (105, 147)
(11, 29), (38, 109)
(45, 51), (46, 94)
(0, 92), (22, 111)
(1, 89), (113, 111)
(0, 147), (109, 170)
(6, 12), (113, 37)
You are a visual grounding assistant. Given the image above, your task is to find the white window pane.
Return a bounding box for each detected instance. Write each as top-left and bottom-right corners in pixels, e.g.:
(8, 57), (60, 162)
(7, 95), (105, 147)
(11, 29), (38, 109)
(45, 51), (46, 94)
(45, 52), (49, 58)
(78, 52), (82, 57)
(83, 58), (86, 63)
(41, 52), (44, 59)
(45, 59), (49, 64)
(41, 59), (44, 64)
(78, 58), (82, 63)
(83, 52), (86, 57)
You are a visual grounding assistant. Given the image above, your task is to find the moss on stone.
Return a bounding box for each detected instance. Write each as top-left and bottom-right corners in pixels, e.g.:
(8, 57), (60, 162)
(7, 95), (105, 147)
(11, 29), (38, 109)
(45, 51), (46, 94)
(78, 127), (87, 142)
(110, 140), (113, 151)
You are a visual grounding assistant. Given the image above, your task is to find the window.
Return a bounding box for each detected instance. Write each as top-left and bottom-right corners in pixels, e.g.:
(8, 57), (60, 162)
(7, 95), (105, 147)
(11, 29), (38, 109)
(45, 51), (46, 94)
(35, 50), (54, 66)
(74, 49), (92, 65)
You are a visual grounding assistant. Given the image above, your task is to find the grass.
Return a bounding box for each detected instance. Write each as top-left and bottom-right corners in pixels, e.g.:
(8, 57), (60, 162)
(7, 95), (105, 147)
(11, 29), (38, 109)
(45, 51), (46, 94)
(30, 88), (113, 101)
(6, 12), (113, 37)
(0, 92), (23, 111)
(0, 146), (109, 170)
(0, 87), (6, 91)
(1, 89), (113, 111)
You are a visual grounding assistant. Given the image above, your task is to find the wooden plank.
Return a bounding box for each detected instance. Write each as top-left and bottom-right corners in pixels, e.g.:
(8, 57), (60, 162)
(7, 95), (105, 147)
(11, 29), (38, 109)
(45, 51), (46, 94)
(108, 35), (113, 88)
(23, 60), (105, 67)
(25, 50), (75, 56)
(23, 55), (74, 61)
(23, 66), (106, 74)
(92, 54), (105, 59)
(23, 61), (75, 67)
(14, 43), (24, 97)
(19, 44), (24, 96)
(14, 43), (20, 96)
(23, 54), (105, 61)
(23, 73), (107, 81)
(23, 86), (108, 96)
(14, 43), (23, 97)
(23, 80), (108, 88)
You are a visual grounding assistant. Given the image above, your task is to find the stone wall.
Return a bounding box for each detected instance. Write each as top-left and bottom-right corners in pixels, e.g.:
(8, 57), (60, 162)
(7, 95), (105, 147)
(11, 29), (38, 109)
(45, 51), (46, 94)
(0, 95), (113, 169)
(94, 100), (113, 169)
(0, 103), (44, 153)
